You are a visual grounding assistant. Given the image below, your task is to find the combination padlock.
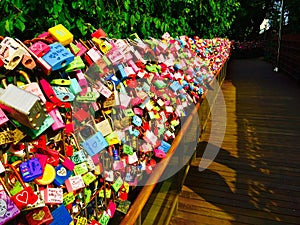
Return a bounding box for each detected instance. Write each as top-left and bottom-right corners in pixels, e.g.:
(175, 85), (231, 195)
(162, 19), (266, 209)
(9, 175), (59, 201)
(0, 83), (48, 130)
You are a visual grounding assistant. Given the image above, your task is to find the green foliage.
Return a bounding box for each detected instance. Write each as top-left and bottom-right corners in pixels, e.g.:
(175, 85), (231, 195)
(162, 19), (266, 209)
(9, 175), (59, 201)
(0, 0), (240, 40)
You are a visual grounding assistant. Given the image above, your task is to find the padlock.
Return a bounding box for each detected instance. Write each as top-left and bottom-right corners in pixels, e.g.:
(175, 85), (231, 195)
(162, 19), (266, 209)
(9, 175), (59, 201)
(19, 157), (43, 182)
(52, 86), (75, 102)
(15, 70), (47, 103)
(42, 42), (74, 71)
(86, 46), (102, 64)
(0, 37), (26, 70)
(29, 41), (51, 57)
(76, 70), (88, 95)
(48, 24), (74, 46)
(94, 111), (113, 137)
(1, 163), (39, 210)
(116, 64), (127, 80)
(68, 77), (82, 95)
(74, 41), (88, 57)
(65, 56), (85, 72)
(0, 189), (20, 225)
(78, 124), (109, 156)
(43, 187), (63, 205)
(25, 205), (53, 225)
(0, 83), (48, 130)
(65, 175), (85, 192)
(15, 38), (52, 75)
(39, 79), (70, 108)
(102, 80), (120, 108)
(92, 38), (112, 54)
(48, 108), (65, 131)
(22, 184), (45, 211)
(49, 204), (73, 225)
(53, 164), (72, 186)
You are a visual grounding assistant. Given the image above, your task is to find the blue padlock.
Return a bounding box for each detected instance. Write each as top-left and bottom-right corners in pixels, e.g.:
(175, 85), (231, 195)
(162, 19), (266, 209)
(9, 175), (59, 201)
(42, 42), (74, 71)
(132, 115), (142, 127)
(79, 125), (109, 156)
(116, 64), (127, 81)
(53, 164), (72, 186)
(170, 81), (182, 92)
(19, 158), (43, 182)
(52, 86), (75, 102)
(158, 140), (171, 153)
(50, 204), (73, 225)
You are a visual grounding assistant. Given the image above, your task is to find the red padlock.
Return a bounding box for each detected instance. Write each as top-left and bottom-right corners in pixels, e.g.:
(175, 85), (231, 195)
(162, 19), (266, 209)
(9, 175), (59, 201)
(2, 163), (39, 210)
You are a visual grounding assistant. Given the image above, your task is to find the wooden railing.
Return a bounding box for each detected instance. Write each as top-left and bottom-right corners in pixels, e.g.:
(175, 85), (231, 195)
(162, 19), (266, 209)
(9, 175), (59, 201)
(268, 34), (300, 80)
(117, 60), (228, 225)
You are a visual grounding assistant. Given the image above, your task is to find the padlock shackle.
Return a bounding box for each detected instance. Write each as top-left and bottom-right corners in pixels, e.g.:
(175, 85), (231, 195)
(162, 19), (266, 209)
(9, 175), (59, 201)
(16, 70), (31, 84)
(1, 163), (27, 192)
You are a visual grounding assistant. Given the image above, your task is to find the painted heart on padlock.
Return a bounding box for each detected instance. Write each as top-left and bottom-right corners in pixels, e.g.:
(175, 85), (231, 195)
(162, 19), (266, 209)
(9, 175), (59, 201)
(32, 209), (45, 221)
(15, 191), (28, 204)
(57, 167), (67, 176)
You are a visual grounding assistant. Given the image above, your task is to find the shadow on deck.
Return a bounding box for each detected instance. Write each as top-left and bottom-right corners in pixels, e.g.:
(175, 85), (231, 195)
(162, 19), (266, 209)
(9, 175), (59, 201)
(170, 58), (300, 225)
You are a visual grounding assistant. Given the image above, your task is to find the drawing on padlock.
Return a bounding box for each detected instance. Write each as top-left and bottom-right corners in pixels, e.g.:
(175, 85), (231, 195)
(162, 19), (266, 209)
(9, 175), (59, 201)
(52, 86), (75, 102)
(0, 163), (39, 210)
(0, 37), (26, 70)
(78, 123), (109, 156)
(42, 42), (74, 71)
(0, 189), (20, 225)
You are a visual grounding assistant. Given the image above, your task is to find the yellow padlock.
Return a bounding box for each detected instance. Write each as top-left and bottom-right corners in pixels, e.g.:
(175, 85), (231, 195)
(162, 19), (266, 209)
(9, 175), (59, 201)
(48, 24), (73, 46)
(34, 163), (56, 185)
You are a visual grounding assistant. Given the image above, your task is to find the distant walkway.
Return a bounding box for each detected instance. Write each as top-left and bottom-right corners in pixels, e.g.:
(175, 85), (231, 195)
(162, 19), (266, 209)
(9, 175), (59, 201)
(170, 58), (300, 225)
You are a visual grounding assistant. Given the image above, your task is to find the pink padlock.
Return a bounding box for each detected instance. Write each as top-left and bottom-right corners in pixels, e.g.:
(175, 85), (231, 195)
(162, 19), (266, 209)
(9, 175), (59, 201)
(76, 70), (88, 95)
(29, 41), (50, 57)
(43, 188), (63, 204)
(48, 108), (65, 131)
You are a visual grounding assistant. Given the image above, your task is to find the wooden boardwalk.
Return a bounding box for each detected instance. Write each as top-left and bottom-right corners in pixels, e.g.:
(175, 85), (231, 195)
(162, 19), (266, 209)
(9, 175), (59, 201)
(169, 58), (300, 225)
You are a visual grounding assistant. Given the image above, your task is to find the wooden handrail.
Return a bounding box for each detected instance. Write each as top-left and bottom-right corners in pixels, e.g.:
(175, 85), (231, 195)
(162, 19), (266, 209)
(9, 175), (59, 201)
(119, 59), (228, 225)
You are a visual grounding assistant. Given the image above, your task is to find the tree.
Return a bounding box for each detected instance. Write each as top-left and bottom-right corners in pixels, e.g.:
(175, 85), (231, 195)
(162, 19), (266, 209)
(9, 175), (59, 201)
(0, 0), (240, 40)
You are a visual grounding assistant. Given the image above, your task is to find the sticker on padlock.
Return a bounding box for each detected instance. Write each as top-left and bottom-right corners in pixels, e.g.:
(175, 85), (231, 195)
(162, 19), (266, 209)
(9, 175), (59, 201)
(42, 42), (74, 71)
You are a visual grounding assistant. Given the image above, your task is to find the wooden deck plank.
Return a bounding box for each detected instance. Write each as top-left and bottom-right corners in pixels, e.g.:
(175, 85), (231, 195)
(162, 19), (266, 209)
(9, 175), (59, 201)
(170, 58), (300, 225)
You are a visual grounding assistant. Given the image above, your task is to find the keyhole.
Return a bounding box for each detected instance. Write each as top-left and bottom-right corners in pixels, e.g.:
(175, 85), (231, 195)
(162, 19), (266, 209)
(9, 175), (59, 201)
(61, 60), (67, 67)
